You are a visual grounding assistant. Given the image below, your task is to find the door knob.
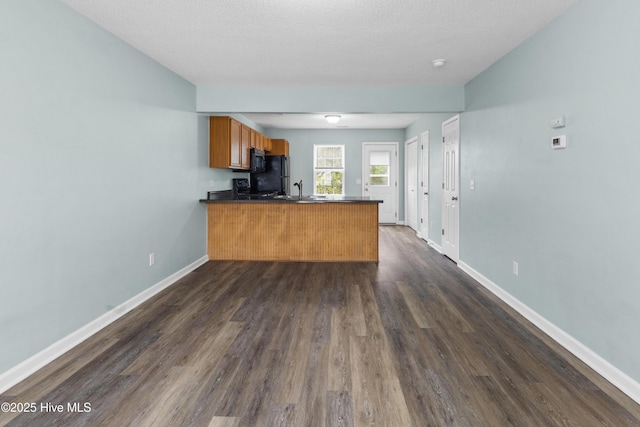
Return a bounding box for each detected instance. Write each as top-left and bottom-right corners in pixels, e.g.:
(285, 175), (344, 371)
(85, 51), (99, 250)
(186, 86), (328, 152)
(424, 192), (429, 195)
(451, 196), (458, 201)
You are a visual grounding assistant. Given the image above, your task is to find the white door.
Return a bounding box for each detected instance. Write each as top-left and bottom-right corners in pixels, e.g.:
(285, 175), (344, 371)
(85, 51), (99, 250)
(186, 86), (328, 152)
(363, 143), (398, 224)
(420, 130), (430, 240)
(442, 115), (460, 262)
(405, 137), (418, 231)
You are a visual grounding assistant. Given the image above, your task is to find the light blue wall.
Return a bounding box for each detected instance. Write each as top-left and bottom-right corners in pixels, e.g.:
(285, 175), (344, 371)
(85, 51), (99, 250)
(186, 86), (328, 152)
(0, 0), (228, 373)
(210, 113), (267, 135)
(6, 0), (636, 391)
(197, 86), (464, 113)
(404, 114), (458, 244)
(267, 128), (405, 209)
(461, 0), (640, 381)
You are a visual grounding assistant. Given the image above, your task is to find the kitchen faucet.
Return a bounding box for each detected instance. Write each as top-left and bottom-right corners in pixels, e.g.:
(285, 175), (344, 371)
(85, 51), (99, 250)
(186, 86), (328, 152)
(293, 180), (303, 199)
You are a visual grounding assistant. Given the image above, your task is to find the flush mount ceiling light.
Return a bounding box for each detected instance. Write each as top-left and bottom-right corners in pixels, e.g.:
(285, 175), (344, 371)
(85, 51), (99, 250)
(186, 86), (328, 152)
(432, 58), (446, 68)
(324, 115), (341, 124)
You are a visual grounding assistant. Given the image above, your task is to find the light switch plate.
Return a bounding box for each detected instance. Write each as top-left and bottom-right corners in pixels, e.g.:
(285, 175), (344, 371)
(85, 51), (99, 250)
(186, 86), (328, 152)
(469, 180), (475, 190)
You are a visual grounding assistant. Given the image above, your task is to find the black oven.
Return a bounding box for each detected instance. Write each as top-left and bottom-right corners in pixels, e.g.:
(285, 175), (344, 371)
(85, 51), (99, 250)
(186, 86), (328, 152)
(232, 178), (278, 199)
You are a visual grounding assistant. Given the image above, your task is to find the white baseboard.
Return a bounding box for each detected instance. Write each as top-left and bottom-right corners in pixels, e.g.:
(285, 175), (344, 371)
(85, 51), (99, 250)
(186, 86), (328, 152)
(427, 239), (442, 253)
(458, 260), (640, 405)
(0, 255), (208, 394)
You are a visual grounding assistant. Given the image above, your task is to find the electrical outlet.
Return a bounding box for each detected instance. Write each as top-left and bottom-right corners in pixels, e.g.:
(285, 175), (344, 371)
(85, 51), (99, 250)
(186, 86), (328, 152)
(208, 180), (215, 188)
(512, 261), (519, 276)
(469, 180), (475, 190)
(149, 252), (155, 266)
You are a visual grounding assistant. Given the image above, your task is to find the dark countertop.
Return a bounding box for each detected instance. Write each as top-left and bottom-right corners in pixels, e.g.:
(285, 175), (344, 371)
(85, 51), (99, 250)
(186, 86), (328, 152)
(199, 191), (382, 204)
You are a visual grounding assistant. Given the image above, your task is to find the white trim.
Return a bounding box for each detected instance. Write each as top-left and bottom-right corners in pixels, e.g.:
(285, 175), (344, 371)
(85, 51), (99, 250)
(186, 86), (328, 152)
(361, 142), (400, 224)
(404, 136), (419, 232)
(458, 259), (640, 405)
(419, 130), (430, 242)
(427, 239), (443, 253)
(0, 255), (209, 394)
(313, 144), (345, 196)
(441, 114), (460, 263)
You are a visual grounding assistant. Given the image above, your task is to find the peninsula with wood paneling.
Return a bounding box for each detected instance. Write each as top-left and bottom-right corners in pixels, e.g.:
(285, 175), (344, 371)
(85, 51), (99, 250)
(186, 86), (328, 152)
(199, 196), (382, 262)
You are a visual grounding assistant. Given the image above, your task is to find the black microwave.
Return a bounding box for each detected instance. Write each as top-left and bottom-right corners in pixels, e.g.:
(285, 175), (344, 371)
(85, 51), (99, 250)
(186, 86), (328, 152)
(250, 148), (266, 173)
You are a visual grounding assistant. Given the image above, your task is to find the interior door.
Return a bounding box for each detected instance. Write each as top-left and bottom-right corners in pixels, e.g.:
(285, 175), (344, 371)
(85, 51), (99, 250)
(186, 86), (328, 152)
(442, 115), (460, 262)
(406, 138), (418, 231)
(363, 143), (398, 224)
(420, 130), (430, 241)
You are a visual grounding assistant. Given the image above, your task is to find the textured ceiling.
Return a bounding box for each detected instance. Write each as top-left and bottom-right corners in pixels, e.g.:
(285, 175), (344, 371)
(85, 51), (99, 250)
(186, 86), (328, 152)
(244, 113), (425, 130)
(60, 0), (578, 87)
(59, 0), (579, 129)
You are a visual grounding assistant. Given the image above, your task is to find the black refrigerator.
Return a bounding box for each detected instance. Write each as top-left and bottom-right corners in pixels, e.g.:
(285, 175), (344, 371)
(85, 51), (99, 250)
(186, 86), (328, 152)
(250, 155), (290, 195)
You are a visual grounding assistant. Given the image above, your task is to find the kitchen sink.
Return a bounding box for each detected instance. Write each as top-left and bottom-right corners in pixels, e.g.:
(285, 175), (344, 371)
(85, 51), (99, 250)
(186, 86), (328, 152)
(272, 195), (328, 201)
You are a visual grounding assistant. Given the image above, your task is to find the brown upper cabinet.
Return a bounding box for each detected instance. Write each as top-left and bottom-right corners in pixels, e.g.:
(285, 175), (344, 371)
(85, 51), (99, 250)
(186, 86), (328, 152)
(250, 129), (257, 150)
(251, 129), (272, 152)
(262, 134), (272, 152)
(210, 116), (266, 169)
(210, 116), (241, 169)
(269, 139), (289, 156)
(240, 124), (251, 169)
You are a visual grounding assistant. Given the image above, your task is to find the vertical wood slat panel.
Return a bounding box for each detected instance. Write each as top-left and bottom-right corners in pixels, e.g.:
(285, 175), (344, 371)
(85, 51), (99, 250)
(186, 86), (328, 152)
(206, 203), (379, 262)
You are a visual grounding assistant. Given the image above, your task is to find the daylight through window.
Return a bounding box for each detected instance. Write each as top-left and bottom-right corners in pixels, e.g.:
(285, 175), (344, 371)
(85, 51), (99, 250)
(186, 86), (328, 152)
(314, 145), (344, 195)
(369, 151), (390, 186)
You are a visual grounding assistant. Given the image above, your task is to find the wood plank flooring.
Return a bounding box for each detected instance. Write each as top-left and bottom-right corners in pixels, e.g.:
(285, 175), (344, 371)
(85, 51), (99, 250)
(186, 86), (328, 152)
(2, 226), (640, 426)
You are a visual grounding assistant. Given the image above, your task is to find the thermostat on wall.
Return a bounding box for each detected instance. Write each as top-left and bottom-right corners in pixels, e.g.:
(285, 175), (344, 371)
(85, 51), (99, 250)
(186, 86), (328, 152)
(552, 135), (567, 149)
(550, 116), (566, 128)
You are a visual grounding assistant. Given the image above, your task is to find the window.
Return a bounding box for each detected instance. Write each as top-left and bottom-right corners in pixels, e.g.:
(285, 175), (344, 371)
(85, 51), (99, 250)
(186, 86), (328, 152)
(314, 145), (344, 195)
(369, 151), (390, 186)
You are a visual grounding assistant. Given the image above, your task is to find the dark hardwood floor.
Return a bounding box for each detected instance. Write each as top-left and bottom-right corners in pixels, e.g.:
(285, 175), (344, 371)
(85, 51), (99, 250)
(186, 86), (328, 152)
(2, 226), (639, 426)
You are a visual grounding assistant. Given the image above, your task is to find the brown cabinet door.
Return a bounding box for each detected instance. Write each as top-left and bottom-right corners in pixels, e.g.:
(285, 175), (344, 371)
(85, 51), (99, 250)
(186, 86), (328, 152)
(263, 136), (272, 152)
(210, 116), (258, 170)
(256, 132), (264, 151)
(229, 119), (242, 168)
(250, 129), (257, 149)
(269, 139), (289, 156)
(241, 124), (251, 169)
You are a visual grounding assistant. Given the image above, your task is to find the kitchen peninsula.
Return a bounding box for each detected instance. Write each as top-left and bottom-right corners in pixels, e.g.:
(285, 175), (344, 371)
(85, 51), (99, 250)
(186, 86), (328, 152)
(200, 195), (382, 262)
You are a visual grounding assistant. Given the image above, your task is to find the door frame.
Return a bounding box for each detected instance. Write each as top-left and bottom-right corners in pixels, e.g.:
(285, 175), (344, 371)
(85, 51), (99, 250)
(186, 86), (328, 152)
(362, 142), (399, 224)
(419, 130), (430, 241)
(404, 136), (419, 232)
(441, 114), (460, 263)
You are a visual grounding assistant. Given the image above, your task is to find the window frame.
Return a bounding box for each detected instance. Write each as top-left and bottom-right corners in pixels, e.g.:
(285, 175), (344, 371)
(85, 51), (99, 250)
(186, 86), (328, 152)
(368, 158), (391, 187)
(313, 144), (345, 196)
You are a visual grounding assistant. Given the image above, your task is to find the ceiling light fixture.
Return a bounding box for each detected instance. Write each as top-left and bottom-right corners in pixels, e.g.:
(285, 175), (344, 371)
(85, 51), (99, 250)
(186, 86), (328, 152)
(432, 59), (446, 68)
(324, 115), (341, 124)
